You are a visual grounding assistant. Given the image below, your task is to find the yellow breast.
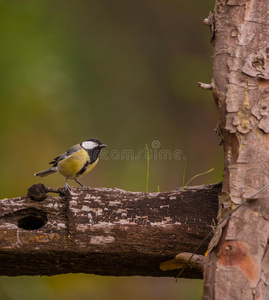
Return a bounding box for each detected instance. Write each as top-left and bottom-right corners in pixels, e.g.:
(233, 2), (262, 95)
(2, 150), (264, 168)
(78, 157), (99, 178)
(57, 149), (99, 179)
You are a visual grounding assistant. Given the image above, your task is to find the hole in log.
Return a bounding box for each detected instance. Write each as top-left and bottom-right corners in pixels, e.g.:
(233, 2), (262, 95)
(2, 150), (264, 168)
(17, 209), (47, 230)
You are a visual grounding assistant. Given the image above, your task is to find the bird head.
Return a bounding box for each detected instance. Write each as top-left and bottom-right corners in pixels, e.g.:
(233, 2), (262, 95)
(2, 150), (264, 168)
(81, 139), (107, 162)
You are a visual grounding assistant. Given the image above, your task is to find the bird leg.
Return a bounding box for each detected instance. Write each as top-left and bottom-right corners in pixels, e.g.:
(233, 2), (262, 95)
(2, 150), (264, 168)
(75, 179), (85, 188)
(65, 178), (71, 191)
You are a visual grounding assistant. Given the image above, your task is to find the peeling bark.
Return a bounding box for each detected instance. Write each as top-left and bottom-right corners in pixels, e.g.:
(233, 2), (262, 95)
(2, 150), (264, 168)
(203, 0), (269, 299)
(0, 183), (220, 278)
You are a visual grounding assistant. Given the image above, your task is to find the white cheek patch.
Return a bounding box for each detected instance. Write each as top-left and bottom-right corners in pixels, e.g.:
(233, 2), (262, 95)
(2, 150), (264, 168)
(81, 141), (97, 150)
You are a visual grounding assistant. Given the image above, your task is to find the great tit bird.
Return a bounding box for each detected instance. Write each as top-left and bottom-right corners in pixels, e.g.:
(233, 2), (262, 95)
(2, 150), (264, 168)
(35, 138), (106, 190)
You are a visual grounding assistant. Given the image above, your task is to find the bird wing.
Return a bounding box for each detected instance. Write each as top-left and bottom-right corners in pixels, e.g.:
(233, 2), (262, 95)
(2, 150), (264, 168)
(49, 144), (81, 166)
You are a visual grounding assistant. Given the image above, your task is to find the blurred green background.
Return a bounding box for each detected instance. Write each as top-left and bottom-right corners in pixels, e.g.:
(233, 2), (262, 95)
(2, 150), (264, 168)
(0, 0), (222, 299)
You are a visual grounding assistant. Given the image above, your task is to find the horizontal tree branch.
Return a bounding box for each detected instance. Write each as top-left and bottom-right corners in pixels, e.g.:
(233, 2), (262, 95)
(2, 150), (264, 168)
(0, 183), (221, 278)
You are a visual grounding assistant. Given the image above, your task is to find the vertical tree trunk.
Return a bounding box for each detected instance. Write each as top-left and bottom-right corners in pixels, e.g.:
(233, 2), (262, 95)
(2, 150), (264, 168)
(203, 1), (269, 299)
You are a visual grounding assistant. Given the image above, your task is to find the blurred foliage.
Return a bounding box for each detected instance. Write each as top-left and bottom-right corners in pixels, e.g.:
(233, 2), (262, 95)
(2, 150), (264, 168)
(0, 0), (222, 299)
(0, 275), (203, 300)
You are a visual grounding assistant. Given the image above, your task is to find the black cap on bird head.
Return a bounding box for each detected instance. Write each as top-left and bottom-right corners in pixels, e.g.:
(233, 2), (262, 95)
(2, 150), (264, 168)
(81, 139), (107, 150)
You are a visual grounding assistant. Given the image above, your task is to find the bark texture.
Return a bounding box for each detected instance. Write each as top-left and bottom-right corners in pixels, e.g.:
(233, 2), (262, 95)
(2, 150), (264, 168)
(0, 183), (220, 278)
(203, 1), (269, 299)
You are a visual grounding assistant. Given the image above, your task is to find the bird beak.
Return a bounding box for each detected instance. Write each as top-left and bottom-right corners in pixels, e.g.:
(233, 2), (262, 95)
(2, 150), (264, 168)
(100, 143), (107, 148)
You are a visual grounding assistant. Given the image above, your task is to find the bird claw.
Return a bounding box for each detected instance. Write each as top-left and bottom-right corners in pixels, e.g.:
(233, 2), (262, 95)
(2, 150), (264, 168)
(65, 182), (71, 191)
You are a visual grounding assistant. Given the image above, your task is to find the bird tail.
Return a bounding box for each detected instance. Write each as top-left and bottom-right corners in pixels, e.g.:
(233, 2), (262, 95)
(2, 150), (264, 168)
(34, 168), (57, 178)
